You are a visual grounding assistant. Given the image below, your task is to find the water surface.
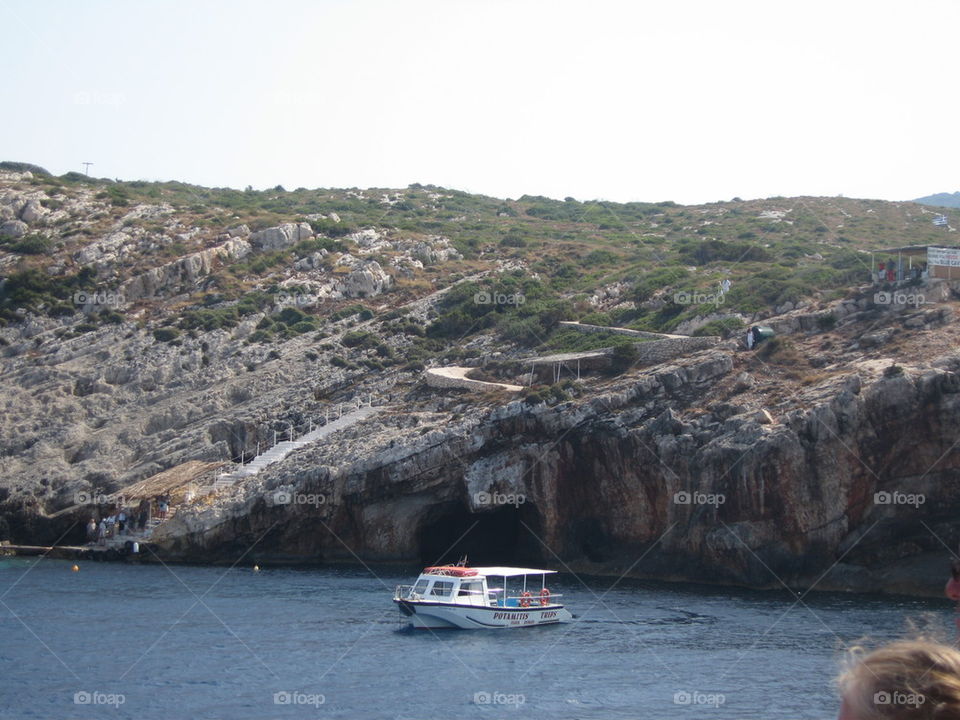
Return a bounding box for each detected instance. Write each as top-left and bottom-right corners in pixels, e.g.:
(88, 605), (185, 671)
(0, 558), (951, 719)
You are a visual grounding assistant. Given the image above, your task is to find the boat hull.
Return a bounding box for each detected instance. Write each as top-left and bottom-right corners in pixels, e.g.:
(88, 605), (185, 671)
(395, 599), (572, 629)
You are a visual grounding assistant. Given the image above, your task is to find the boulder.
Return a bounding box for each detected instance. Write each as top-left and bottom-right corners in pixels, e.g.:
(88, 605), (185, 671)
(75, 231), (133, 265)
(340, 260), (391, 298)
(249, 223), (312, 251)
(0, 220), (28, 238)
(19, 199), (45, 223)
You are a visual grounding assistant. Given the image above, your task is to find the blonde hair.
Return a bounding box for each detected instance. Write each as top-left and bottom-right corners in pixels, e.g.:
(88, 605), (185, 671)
(838, 640), (960, 719)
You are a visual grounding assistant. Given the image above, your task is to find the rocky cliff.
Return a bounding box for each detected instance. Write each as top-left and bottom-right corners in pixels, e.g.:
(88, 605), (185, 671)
(154, 328), (960, 597)
(3, 167), (960, 597)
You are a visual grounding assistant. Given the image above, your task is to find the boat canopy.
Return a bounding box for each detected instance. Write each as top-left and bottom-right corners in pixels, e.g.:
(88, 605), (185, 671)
(470, 567), (557, 578)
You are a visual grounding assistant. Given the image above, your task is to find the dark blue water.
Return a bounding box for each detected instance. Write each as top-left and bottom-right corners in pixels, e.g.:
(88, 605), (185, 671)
(0, 558), (952, 719)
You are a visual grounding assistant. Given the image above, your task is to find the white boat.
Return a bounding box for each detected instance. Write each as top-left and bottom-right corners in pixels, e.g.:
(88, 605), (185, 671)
(394, 564), (573, 629)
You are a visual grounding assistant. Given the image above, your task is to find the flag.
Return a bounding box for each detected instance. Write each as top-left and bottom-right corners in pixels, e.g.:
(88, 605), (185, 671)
(933, 214), (948, 226)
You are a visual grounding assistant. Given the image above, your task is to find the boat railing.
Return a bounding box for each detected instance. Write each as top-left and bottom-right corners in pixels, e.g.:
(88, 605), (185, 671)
(495, 592), (563, 608)
(395, 583), (563, 606)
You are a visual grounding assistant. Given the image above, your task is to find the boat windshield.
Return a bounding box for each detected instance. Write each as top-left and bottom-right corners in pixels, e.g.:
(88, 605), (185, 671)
(457, 581), (484, 597)
(429, 580), (454, 598)
(412, 578), (428, 595)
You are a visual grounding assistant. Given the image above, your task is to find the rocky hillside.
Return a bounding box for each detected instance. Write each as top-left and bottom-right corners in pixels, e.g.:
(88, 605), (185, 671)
(2, 163), (959, 596)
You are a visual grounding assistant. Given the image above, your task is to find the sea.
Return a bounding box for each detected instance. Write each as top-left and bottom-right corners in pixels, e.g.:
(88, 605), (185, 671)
(0, 558), (952, 719)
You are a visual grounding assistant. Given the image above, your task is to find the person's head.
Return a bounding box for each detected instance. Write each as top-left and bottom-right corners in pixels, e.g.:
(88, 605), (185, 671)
(838, 639), (960, 719)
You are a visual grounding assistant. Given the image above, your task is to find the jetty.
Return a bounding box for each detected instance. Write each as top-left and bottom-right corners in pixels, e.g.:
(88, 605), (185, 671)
(0, 541), (109, 560)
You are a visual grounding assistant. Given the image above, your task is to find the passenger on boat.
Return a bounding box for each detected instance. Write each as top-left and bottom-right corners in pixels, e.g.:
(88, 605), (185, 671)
(837, 639), (960, 719)
(946, 560), (960, 636)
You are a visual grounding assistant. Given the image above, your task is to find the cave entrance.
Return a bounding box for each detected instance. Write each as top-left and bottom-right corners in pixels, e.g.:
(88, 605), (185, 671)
(417, 502), (543, 566)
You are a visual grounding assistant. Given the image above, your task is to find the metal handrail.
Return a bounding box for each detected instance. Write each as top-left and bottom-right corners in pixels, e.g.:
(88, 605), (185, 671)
(498, 592), (563, 606)
(394, 584), (563, 604)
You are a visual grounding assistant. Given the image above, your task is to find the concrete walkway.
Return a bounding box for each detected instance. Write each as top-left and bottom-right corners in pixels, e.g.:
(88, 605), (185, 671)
(425, 366), (524, 392)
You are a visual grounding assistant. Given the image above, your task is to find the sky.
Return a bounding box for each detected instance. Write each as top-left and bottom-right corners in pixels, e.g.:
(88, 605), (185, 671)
(2, 0), (958, 205)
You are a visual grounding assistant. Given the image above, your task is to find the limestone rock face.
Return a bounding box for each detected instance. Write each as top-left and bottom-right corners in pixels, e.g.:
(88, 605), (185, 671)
(143, 352), (960, 597)
(76, 231), (133, 265)
(0, 220), (27, 238)
(19, 199), (46, 223)
(340, 260), (391, 298)
(121, 237), (252, 300)
(249, 223), (313, 251)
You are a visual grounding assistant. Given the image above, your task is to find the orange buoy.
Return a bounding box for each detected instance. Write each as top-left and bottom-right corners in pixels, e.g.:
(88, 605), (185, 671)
(71, 564), (80, 572)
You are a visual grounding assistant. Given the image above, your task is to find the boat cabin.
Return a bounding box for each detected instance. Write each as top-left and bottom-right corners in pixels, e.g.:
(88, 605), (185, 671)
(404, 566), (557, 608)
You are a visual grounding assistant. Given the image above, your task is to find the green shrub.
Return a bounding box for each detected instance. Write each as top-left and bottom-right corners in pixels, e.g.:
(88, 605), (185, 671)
(331, 304), (367, 321)
(235, 291), (274, 315)
(678, 239), (772, 265)
(180, 307), (240, 331)
(246, 329), (272, 344)
(95, 185), (130, 207)
(292, 236), (346, 255)
(608, 343), (639, 374)
(693, 317), (744, 337)
(583, 250), (617, 266)
(500, 232), (527, 248)
(2, 234), (52, 254)
(96, 309), (124, 325)
(308, 218), (355, 238)
(277, 306), (309, 326)
(633, 267), (691, 302)
(290, 320), (317, 334)
(153, 327), (180, 343)
(342, 331), (376, 348)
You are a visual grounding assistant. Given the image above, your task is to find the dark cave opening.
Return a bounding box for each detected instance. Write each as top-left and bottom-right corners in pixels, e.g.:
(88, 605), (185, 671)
(417, 502), (543, 566)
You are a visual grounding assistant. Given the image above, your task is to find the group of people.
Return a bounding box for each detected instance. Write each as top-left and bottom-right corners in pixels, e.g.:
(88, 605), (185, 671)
(84, 495), (170, 546)
(875, 260), (927, 284)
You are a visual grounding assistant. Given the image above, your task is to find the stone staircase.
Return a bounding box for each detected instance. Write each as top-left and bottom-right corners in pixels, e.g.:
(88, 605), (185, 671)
(211, 404), (381, 491)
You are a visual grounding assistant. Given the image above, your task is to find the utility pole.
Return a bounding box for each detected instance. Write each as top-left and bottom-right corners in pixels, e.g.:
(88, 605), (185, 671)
(82, 162), (93, 176)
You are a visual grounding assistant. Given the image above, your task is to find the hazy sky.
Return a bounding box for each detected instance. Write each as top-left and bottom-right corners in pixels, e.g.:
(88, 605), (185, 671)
(3, 0), (958, 205)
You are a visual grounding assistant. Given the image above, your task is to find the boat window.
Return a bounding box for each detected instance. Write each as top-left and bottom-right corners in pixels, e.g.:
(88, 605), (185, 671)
(458, 581), (482, 596)
(413, 579), (428, 595)
(429, 580), (454, 597)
